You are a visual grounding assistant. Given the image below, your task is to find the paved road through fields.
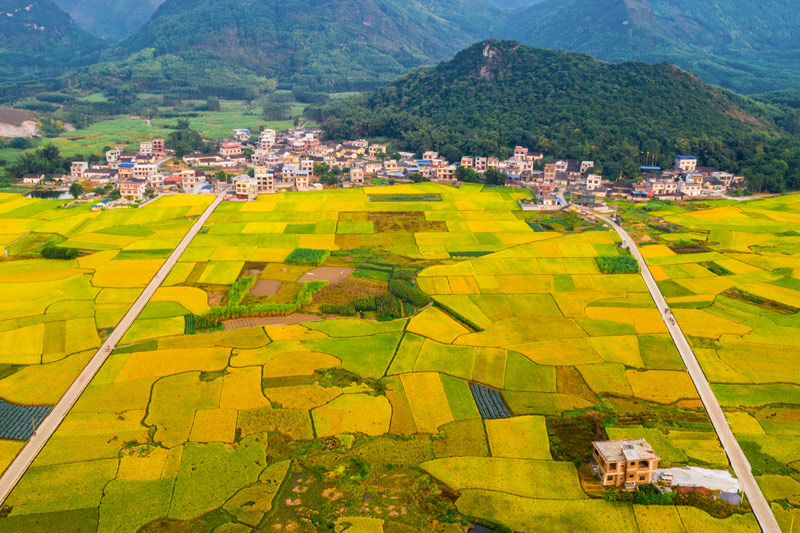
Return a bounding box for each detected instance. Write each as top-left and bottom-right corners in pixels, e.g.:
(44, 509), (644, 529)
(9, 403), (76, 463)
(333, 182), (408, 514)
(597, 213), (780, 533)
(0, 189), (229, 506)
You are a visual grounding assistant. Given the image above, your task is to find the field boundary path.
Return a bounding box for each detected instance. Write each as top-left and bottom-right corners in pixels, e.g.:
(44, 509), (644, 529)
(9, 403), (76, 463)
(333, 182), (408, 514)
(596, 213), (780, 533)
(0, 189), (228, 506)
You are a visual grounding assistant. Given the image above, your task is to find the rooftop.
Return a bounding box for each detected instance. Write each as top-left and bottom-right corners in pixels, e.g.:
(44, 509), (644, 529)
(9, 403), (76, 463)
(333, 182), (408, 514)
(594, 439), (659, 462)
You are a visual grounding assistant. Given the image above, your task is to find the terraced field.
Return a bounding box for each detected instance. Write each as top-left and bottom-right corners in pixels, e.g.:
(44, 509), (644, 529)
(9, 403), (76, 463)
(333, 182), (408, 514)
(0, 185), (762, 532)
(624, 195), (800, 531)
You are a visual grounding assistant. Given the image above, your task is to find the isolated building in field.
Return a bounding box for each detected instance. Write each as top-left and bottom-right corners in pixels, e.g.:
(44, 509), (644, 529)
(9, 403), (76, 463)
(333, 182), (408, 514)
(593, 439), (660, 490)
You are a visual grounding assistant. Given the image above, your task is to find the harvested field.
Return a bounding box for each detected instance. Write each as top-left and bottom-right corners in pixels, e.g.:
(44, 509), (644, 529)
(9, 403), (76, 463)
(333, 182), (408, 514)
(223, 314), (322, 330)
(249, 280), (281, 296)
(298, 267), (354, 285)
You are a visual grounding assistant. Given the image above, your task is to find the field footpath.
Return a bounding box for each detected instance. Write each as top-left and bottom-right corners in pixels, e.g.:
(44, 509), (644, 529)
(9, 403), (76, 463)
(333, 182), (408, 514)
(597, 213), (780, 533)
(0, 189), (229, 506)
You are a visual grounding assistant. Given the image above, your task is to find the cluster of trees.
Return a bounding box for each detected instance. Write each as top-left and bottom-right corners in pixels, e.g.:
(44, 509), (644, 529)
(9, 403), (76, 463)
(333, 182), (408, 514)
(315, 41), (800, 192)
(454, 167), (507, 185)
(8, 144), (70, 178)
(314, 163), (342, 186)
(166, 120), (214, 158)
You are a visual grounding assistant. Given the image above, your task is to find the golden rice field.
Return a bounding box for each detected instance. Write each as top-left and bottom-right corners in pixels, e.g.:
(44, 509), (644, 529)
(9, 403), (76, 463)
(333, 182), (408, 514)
(0, 186), (761, 532)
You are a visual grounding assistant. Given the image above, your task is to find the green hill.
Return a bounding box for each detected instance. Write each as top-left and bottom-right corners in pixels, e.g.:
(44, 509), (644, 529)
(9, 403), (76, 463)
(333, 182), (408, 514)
(0, 0), (106, 82)
(511, 0), (800, 94)
(95, 0), (505, 97)
(53, 0), (165, 41)
(316, 40), (798, 186)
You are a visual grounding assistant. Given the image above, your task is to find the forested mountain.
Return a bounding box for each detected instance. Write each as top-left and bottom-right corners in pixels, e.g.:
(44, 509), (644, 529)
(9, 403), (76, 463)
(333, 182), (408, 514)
(315, 40), (800, 191)
(0, 0), (106, 82)
(52, 0), (165, 41)
(511, 0), (800, 94)
(95, 0), (505, 97)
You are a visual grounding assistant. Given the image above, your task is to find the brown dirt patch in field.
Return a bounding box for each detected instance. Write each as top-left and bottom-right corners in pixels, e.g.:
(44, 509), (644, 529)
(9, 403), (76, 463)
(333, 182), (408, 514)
(298, 267), (354, 285)
(340, 211), (446, 233)
(250, 280), (281, 296)
(207, 292), (225, 306)
(223, 314), (321, 330)
(313, 277), (388, 306)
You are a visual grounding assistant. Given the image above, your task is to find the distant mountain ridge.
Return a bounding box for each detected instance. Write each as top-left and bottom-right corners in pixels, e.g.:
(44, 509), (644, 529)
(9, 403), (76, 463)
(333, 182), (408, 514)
(511, 0), (800, 94)
(94, 0), (505, 96)
(0, 0), (106, 82)
(52, 0), (165, 41)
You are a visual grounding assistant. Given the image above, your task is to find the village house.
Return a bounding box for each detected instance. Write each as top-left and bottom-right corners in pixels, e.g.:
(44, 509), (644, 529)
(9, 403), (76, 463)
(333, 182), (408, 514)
(254, 167), (275, 193)
(132, 163), (158, 180)
(679, 180), (703, 197)
(369, 144), (387, 157)
(585, 174), (603, 190)
(71, 162), (89, 180)
(147, 173), (165, 190)
(593, 440), (660, 489)
(674, 155), (698, 172)
(350, 167), (365, 184)
(234, 175), (259, 201)
(105, 146), (124, 163)
(20, 174), (44, 185)
(83, 168), (118, 187)
(119, 180), (147, 202)
(152, 138), (165, 153)
(295, 170), (311, 189)
(220, 143), (243, 158)
(183, 153), (223, 166)
(139, 141), (153, 155)
(233, 129), (251, 142)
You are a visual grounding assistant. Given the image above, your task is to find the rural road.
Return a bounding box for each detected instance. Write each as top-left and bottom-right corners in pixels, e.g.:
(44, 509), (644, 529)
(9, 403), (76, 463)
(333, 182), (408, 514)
(597, 213), (780, 533)
(0, 189), (228, 507)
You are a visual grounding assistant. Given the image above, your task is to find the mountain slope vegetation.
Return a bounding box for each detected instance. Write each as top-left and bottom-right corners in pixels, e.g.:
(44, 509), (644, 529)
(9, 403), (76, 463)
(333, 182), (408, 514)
(511, 0), (800, 94)
(0, 0), (106, 82)
(315, 40), (800, 190)
(53, 0), (165, 41)
(96, 0), (505, 97)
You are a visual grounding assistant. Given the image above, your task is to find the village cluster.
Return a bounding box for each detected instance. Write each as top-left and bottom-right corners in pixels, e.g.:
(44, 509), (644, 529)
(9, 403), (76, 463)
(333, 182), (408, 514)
(19, 126), (745, 204)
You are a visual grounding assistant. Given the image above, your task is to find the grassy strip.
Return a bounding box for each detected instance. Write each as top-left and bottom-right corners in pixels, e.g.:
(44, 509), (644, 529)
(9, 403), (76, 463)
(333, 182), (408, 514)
(596, 255), (639, 274)
(227, 276), (257, 306)
(389, 279), (431, 308)
(701, 261), (734, 276)
(723, 287), (798, 315)
(368, 194), (442, 202)
(321, 295), (377, 316)
(434, 300), (483, 332)
(285, 248), (329, 266)
(184, 314), (224, 335)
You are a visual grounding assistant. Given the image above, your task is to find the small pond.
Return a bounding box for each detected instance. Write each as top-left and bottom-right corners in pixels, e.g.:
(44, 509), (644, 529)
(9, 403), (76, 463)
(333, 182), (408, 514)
(25, 190), (73, 200)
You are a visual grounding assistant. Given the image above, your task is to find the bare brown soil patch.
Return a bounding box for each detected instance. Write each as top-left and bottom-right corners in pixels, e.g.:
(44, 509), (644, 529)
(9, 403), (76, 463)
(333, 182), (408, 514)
(298, 267), (354, 285)
(207, 292), (225, 306)
(223, 314), (321, 330)
(250, 280), (281, 296)
(313, 276), (388, 306)
(340, 211), (446, 233)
